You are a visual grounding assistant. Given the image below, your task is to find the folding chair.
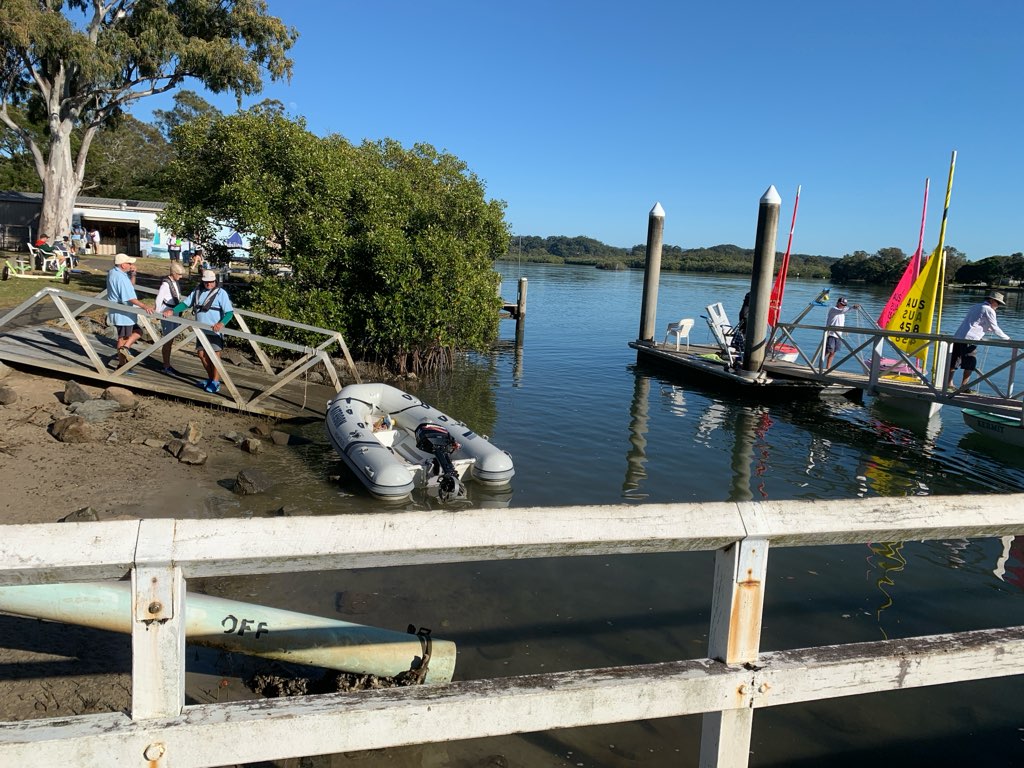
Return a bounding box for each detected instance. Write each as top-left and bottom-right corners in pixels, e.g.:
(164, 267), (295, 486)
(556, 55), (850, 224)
(703, 302), (737, 365)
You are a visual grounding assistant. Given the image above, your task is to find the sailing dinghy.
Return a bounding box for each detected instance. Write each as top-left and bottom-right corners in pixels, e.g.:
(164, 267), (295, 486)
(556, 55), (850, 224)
(962, 409), (1024, 447)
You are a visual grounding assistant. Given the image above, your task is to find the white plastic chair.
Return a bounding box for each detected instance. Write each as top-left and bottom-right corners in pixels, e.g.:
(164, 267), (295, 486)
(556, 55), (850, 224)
(27, 242), (59, 271)
(663, 318), (694, 350)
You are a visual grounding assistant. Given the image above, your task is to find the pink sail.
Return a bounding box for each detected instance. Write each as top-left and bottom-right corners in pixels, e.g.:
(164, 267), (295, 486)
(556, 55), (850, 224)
(877, 178), (929, 329)
(877, 247), (923, 328)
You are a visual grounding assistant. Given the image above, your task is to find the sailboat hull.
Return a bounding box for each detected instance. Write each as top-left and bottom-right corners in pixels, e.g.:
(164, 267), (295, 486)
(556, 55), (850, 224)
(963, 409), (1024, 447)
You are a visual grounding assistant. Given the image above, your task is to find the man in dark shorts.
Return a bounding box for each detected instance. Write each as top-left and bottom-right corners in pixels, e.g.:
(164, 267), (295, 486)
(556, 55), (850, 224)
(106, 253), (153, 368)
(946, 291), (1011, 390)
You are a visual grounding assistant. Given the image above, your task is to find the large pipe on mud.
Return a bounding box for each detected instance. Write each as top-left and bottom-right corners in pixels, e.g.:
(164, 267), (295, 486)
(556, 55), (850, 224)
(0, 582), (456, 683)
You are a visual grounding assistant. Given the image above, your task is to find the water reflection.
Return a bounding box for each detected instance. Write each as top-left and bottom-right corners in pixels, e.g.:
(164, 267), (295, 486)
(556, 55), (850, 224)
(724, 405), (775, 502)
(865, 541), (907, 639)
(623, 371), (777, 501)
(622, 375), (649, 498)
(993, 535), (1024, 591)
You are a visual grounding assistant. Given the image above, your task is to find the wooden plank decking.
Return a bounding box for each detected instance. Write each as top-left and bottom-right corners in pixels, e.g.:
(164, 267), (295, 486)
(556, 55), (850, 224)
(0, 323), (338, 419)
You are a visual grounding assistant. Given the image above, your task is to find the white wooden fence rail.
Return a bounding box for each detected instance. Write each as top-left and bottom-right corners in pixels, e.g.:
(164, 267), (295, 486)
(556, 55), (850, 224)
(1, 495), (1023, 767)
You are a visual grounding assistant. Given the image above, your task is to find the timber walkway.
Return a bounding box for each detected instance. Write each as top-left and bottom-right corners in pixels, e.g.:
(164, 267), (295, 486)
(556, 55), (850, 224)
(0, 285), (359, 418)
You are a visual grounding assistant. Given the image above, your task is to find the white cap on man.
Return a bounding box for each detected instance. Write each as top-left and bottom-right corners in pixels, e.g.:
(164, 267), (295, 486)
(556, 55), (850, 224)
(114, 253), (136, 266)
(200, 269), (217, 282)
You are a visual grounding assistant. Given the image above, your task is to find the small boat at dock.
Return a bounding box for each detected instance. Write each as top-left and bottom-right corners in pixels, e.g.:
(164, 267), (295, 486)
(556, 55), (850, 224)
(326, 383), (515, 500)
(962, 409), (1024, 447)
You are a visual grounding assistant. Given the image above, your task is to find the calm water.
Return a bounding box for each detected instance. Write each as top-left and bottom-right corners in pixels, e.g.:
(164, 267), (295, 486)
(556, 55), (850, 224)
(215, 263), (1024, 767)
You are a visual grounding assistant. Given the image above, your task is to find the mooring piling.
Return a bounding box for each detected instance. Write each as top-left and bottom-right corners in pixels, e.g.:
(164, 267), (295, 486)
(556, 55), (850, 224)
(638, 202), (666, 343)
(514, 276), (527, 346)
(742, 186), (781, 373)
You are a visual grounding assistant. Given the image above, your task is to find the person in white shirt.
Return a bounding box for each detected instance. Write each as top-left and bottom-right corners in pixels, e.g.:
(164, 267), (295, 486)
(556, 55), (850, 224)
(946, 291), (1011, 390)
(154, 260), (187, 374)
(824, 296), (860, 368)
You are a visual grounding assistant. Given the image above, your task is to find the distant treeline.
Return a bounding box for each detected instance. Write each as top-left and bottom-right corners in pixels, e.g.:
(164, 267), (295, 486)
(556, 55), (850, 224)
(505, 236), (833, 278)
(505, 236), (1024, 287)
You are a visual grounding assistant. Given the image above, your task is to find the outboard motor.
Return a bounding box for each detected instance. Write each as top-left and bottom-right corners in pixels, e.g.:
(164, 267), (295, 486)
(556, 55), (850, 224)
(414, 422), (465, 501)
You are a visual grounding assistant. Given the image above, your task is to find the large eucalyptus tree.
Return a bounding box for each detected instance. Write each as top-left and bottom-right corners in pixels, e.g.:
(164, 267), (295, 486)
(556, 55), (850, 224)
(0, 0), (295, 237)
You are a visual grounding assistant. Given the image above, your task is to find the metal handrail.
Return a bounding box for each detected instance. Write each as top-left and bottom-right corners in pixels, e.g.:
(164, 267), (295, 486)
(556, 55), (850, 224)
(770, 318), (1024, 408)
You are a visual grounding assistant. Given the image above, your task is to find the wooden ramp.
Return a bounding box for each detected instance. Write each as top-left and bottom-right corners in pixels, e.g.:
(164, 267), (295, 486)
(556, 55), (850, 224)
(0, 286), (360, 419)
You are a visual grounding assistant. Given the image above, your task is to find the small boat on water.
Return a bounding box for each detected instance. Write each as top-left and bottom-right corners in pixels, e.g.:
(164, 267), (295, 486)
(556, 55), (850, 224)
(962, 409), (1024, 447)
(326, 383), (515, 500)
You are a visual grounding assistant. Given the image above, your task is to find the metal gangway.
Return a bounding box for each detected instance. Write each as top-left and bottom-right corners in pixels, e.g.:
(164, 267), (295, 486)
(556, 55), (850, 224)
(0, 285), (361, 418)
(767, 310), (1024, 422)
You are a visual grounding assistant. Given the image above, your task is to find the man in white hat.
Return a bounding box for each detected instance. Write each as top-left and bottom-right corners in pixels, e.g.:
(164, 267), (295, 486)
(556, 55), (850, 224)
(106, 253), (152, 367)
(169, 269), (234, 393)
(155, 260), (187, 374)
(947, 291), (1011, 390)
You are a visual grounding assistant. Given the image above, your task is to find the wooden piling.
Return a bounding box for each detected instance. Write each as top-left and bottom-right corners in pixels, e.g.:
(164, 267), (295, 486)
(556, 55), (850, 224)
(742, 187), (781, 373)
(515, 277), (527, 345)
(638, 202), (665, 343)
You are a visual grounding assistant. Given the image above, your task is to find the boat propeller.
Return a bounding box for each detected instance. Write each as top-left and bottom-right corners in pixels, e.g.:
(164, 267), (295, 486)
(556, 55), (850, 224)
(414, 423), (466, 501)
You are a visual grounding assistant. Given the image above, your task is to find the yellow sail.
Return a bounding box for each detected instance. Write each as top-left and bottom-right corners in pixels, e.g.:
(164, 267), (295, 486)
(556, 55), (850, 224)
(883, 246), (942, 365)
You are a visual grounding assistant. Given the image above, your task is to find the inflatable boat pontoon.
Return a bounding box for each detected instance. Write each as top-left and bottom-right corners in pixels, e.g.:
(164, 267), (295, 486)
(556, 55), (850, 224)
(326, 383), (515, 500)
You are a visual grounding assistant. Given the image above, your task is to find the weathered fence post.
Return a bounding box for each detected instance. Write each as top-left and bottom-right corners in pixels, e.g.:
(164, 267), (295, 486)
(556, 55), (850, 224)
(742, 187), (781, 373)
(699, 519), (769, 768)
(131, 519), (186, 721)
(638, 202), (665, 344)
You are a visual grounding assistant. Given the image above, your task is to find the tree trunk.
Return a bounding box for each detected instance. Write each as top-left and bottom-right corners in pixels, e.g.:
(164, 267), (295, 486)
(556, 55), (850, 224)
(37, 130), (82, 240)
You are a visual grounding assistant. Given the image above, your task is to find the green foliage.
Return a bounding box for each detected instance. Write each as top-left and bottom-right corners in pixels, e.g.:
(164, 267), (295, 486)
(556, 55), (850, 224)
(507, 236), (834, 278)
(153, 91), (223, 142)
(831, 245), (970, 286)
(82, 116), (173, 199)
(0, 0), (296, 234)
(954, 252), (1024, 286)
(161, 111), (509, 373)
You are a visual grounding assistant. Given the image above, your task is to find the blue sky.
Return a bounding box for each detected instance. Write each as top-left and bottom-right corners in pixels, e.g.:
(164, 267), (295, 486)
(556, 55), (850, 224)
(140, 1), (1024, 260)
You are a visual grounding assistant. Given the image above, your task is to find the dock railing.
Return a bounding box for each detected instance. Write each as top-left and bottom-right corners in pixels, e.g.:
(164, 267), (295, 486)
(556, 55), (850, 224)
(0, 285), (360, 412)
(771, 317), (1024, 420)
(2, 495), (1023, 767)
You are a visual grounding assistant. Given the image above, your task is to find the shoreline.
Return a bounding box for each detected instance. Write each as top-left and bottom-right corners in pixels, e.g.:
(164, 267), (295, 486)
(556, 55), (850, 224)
(0, 362), (311, 722)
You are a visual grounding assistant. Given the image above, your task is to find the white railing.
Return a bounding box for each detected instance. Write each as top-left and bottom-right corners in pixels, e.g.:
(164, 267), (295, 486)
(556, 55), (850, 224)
(1, 496), (1023, 767)
(0, 285), (360, 413)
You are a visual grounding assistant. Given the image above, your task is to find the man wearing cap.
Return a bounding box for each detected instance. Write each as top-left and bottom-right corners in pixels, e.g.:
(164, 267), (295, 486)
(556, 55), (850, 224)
(946, 291), (1011, 391)
(155, 261), (187, 374)
(824, 295), (860, 369)
(106, 253), (153, 368)
(171, 269), (234, 393)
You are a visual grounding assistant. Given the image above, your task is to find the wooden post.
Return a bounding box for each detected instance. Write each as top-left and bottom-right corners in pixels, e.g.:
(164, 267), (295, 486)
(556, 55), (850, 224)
(742, 187), (781, 373)
(515, 277), (527, 345)
(699, 532), (770, 767)
(638, 202), (665, 343)
(131, 519), (186, 721)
